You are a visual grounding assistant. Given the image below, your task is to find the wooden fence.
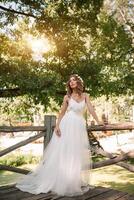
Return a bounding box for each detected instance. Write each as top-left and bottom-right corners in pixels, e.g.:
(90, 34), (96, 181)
(0, 115), (134, 175)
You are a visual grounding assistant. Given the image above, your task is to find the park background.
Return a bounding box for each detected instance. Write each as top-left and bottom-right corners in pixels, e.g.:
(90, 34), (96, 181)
(0, 0), (134, 195)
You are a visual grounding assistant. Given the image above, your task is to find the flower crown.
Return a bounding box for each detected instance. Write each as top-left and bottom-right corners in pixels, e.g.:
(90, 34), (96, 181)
(73, 74), (84, 83)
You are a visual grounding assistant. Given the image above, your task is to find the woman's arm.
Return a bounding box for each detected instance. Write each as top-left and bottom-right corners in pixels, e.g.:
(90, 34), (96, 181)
(85, 93), (101, 125)
(55, 95), (69, 136)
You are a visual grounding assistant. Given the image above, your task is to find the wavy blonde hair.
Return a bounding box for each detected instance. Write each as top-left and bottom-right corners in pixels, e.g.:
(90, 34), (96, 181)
(66, 74), (85, 97)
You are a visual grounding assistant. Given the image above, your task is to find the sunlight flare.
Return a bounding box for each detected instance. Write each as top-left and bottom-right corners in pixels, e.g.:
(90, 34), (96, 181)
(24, 34), (52, 60)
(30, 37), (51, 53)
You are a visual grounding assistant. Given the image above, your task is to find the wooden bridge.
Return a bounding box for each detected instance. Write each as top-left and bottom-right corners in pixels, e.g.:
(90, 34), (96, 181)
(0, 184), (134, 200)
(0, 115), (134, 199)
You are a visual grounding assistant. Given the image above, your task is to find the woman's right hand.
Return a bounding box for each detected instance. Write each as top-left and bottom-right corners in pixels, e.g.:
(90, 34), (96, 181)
(54, 125), (61, 137)
(98, 121), (105, 126)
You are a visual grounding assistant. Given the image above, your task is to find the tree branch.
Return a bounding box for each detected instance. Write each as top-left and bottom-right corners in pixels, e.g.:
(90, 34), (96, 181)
(0, 5), (38, 19)
(93, 150), (134, 169)
(0, 87), (25, 97)
(95, 148), (134, 172)
(117, 162), (134, 173)
(1, 151), (133, 174)
(0, 87), (66, 97)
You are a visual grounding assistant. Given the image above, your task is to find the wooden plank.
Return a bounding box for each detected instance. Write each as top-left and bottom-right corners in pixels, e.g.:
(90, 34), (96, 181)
(117, 194), (132, 200)
(0, 187), (18, 196)
(21, 192), (54, 200)
(87, 123), (134, 131)
(77, 186), (111, 200)
(0, 184), (15, 190)
(0, 122), (134, 134)
(87, 189), (128, 200)
(126, 194), (134, 200)
(0, 164), (30, 174)
(51, 194), (63, 200)
(44, 115), (56, 149)
(0, 131), (46, 157)
(0, 185), (133, 200)
(0, 189), (34, 200)
(116, 162), (134, 173)
(95, 148), (134, 172)
(0, 187), (18, 194)
(55, 186), (111, 200)
(0, 126), (46, 132)
(92, 151), (134, 169)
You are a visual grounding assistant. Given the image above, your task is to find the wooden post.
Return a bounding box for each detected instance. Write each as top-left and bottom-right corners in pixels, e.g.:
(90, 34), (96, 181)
(44, 115), (56, 149)
(132, 105), (134, 133)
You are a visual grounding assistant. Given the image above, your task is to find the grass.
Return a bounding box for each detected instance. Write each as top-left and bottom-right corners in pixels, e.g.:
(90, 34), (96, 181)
(0, 164), (34, 186)
(0, 154), (133, 194)
(0, 153), (41, 166)
(0, 153), (41, 185)
(91, 165), (134, 194)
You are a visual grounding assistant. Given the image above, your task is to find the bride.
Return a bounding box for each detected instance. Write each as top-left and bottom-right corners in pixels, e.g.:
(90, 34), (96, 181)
(16, 74), (102, 197)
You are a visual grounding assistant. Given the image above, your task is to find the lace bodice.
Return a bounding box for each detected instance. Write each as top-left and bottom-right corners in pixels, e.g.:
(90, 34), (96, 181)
(66, 97), (86, 116)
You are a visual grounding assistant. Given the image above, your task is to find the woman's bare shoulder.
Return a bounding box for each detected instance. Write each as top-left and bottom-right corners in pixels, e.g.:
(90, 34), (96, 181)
(83, 92), (90, 99)
(63, 94), (70, 103)
(83, 92), (87, 97)
(64, 94), (69, 99)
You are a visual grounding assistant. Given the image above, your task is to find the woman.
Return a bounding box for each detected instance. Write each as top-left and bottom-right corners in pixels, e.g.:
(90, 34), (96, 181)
(16, 74), (102, 197)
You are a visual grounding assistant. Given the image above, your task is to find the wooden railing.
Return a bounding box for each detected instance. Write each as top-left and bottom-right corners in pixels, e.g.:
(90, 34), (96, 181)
(0, 115), (56, 174)
(0, 115), (134, 174)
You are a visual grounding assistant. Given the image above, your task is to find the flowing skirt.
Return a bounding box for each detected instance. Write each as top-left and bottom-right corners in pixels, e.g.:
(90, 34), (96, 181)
(16, 111), (92, 196)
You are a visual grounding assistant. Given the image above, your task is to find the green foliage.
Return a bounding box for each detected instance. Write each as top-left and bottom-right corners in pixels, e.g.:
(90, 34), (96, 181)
(0, 153), (41, 167)
(92, 154), (106, 162)
(0, 0), (133, 110)
(0, 96), (36, 124)
(126, 158), (134, 165)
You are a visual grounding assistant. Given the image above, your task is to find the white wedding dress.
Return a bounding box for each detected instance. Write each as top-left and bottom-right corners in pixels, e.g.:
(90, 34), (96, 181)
(16, 96), (92, 197)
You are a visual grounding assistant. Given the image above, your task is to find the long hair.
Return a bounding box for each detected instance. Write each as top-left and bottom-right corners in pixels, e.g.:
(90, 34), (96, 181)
(66, 74), (85, 97)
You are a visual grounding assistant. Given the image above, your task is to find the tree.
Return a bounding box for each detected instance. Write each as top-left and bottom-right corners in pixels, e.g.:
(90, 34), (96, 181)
(0, 0), (133, 108)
